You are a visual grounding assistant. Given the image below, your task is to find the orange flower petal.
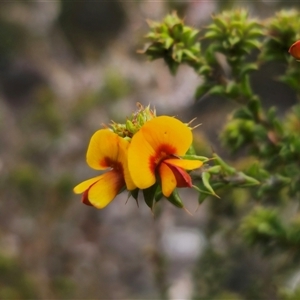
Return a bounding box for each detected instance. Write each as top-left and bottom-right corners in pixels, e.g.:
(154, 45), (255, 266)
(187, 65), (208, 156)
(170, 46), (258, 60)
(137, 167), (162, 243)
(73, 175), (104, 194)
(164, 158), (203, 170)
(117, 136), (136, 190)
(88, 170), (125, 209)
(139, 116), (193, 156)
(164, 163), (192, 188)
(86, 129), (120, 170)
(289, 40), (300, 60)
(128, 116), (194, 189)
(159, 162), (177, 197)
(128, 128), (156, 189)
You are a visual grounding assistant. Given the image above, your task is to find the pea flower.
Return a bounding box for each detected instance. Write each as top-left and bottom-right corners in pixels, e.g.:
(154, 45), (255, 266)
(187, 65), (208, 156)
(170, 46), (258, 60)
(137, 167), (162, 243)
(128, 116), (203, 197)
(289, 40), (300, 60)
(74, 129), (135, 209)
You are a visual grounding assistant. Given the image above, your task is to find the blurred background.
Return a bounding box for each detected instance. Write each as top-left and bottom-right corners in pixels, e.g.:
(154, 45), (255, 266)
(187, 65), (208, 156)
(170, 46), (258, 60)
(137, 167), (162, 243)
(0, 1), (299, 299)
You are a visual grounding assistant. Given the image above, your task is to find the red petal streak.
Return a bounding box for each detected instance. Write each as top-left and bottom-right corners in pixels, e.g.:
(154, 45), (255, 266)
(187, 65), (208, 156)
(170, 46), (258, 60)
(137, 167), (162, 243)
(149, 144), (177, 174)
(164, 161), (192, 188)
(81, 181), (99, 206)
(82, 190), (93, 206)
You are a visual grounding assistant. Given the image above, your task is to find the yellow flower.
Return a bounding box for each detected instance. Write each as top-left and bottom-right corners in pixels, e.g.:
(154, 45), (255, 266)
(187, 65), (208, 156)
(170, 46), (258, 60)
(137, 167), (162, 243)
(74, 129), (135, 209)
(128, 116), (203, 197)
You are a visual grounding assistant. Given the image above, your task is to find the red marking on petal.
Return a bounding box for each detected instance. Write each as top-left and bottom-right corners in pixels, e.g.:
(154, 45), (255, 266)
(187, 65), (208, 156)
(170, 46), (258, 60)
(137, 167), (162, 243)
(164, 161), (192, 188)
(99, 157), (113, 168)
(149, 144), (177, 174)
(82, 189), (93, 206)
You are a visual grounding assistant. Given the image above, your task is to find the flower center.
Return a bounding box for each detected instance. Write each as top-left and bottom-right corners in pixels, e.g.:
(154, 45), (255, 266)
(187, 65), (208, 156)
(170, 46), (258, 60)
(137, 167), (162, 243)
(149, 144), (176, 174)
(101, 157), (123, 172)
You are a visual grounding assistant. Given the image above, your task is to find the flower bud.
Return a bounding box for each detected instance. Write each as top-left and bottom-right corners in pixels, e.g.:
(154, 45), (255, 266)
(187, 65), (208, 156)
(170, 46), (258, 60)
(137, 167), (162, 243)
(289, 40), (300, 60)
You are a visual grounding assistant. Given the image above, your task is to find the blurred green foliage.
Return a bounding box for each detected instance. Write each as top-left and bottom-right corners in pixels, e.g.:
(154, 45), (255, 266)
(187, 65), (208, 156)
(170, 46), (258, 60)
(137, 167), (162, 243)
(1, 1), (300, 299)
(0, 254), (38, 299)
(142, 8), (300, 299)
(141, 12), (202, 74)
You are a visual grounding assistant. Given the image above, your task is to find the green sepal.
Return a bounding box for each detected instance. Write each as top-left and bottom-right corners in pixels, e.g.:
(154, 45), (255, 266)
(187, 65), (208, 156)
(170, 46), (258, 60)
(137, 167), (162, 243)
(143, 183), (158, 209)
(166, 189), (184, 208)
(130, 188), (139, 201)
(128, 188), (139, 207)
(154, 185), (163, 202)
(198, 192), (209, 204)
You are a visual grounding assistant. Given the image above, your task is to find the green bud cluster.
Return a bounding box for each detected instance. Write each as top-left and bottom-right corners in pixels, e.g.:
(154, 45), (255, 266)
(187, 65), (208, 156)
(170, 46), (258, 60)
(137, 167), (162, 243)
(261, 9), (300, 62)
(204, 9), (263, 63)
(141, 11), (202, 75)
(261, 10), (300, 93)
(240, 206), (300, 257)
(110, 103), (156, 139)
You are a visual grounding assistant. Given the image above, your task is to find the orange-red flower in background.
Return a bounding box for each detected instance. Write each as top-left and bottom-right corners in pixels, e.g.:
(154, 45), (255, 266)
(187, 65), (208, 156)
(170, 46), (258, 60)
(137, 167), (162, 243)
(73, 129), (135, 209)
(289, 40), (300, 60)
(128, 116), (202, 197)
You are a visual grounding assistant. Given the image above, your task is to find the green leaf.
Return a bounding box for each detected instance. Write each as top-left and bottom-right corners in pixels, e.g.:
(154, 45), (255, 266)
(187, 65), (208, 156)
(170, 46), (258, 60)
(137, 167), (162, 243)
(233, 107), (254, 120)
(225, 81), (240, 97)
(185, 144), (196, 155)
(208, 85), (225, 96)
(195, 83), (213, 100)
(180, 154), (209, 162)
(202, 172), (219, 197)
(213, 16), (228, 31)
(240, 63), (258, 77)
(236, 172), (260, 187)
(244, 39), (261, 50)
(204, 31), (220, 39)
(182, 49), (199, 61)
(164, 37), (174, 49)
(213, 154), (236, 175)
(198, 65), (211, 76)
(207, 165), (222, 174)
(248, 97), (261, 117)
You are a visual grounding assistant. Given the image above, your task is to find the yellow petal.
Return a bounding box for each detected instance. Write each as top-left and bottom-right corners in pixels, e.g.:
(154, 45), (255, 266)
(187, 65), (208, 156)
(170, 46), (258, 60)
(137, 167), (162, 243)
(73, 175), (104, 194)
(88, 170), (124, 209)
(159, 162), (177, 197)
(139, 116), (193, 156)
(86, 129), (120, 170)
(164, 158), (203, 170)
(128, 127), (156, 189)
(117, 137), (136, 190)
